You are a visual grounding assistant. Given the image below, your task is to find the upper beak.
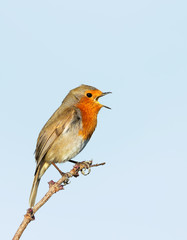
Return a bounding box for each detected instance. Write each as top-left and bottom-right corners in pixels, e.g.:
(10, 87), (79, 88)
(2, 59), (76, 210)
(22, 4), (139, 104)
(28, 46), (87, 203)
(101, 92), (112, 97)
(97, 92), (112, 109)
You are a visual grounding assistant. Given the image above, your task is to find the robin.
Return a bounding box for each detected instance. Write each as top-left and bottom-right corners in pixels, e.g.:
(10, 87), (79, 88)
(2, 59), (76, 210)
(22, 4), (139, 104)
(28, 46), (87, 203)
(29, 84), (111, 207)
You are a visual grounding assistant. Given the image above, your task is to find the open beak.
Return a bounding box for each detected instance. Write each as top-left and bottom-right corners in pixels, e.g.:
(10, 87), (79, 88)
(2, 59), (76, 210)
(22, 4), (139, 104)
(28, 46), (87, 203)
(97, 92), (112, 109)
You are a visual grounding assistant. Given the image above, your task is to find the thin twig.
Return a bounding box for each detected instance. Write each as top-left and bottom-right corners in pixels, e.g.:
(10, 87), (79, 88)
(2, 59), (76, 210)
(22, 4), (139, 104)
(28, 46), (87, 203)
(90, 162), (106, 168)
(12, 161), (105, 240)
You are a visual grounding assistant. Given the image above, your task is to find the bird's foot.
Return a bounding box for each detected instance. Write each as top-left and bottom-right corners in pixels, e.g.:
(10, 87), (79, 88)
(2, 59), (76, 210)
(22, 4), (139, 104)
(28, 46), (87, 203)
(63, 177), (71, 185)
(73, 160), (92, 176)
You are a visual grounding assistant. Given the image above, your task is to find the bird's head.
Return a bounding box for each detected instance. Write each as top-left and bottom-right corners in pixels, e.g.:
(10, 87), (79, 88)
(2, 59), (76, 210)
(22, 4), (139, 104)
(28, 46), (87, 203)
(62, 84), (111, 111)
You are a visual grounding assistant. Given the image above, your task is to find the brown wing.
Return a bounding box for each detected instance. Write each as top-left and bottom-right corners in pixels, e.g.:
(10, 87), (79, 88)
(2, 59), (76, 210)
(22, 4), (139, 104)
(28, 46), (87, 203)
(35, 106), (81, 168)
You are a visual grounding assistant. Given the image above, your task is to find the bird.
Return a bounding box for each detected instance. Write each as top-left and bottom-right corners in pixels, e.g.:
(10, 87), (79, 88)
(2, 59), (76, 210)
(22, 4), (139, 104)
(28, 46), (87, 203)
(29, 84), (111, 207)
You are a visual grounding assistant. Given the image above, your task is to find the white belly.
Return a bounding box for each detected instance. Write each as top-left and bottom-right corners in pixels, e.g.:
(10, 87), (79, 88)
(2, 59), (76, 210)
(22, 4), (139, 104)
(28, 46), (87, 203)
(45, 131), (88, 164)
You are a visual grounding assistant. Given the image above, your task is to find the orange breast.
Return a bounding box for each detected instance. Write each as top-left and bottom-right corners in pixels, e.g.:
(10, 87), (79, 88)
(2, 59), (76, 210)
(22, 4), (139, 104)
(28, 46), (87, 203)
(76, 97), (102, 140)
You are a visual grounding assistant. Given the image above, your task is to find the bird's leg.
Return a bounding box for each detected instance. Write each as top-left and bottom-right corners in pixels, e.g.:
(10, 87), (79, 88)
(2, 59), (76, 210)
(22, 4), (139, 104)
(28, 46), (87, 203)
(69, 160), (78, 164)
(69, 159), (91, 167)
(51, 162), (65, 176)
(51, 162), (70, 185)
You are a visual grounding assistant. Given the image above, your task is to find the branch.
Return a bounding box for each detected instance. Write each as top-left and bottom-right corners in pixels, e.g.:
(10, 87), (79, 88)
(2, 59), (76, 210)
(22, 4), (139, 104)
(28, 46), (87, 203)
(12, 161), (105, 240)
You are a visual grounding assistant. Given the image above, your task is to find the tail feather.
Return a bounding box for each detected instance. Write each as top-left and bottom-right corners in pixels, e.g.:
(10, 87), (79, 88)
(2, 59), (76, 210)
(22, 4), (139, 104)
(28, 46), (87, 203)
(29, 161), (50, 207)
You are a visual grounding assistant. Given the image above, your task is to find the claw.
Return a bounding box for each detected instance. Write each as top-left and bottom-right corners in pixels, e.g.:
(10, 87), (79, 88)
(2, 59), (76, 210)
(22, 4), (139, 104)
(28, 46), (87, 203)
(63, 178), (71, 185)
(72, 160), (92, 177)
(81, 167), (91, 176)
(73, 172), (79, 177)
(80, 161), (92, 176)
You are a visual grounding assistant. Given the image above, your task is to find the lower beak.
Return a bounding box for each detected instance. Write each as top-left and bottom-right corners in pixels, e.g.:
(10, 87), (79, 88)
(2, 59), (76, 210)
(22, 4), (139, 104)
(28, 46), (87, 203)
(98, 92), (112, 109)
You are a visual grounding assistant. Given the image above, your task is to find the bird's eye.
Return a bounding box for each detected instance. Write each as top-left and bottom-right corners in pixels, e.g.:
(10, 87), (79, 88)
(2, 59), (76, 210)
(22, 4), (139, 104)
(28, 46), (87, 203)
(86, 93), (92, 98)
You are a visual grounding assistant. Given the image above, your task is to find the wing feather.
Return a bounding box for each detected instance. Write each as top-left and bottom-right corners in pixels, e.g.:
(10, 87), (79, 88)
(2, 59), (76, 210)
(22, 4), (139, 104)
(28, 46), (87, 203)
(35, 107), (80, 168)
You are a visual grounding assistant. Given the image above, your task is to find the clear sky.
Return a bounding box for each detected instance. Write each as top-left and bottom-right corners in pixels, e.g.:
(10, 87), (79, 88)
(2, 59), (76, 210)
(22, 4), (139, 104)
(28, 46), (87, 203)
(1, 1), (187, 239)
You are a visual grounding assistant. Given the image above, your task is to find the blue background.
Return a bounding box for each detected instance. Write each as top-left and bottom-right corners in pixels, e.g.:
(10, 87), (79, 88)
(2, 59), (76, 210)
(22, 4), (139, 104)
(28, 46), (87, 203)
(0, 1), (187, 239)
